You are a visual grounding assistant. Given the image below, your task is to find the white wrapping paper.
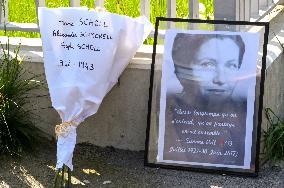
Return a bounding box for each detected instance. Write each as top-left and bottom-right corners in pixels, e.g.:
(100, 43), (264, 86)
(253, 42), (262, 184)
(38, 7), (153, 170)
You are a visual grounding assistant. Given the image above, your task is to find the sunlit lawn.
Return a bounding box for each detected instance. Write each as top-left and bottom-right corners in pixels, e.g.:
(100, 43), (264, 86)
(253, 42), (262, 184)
(1, 0), (213, 38)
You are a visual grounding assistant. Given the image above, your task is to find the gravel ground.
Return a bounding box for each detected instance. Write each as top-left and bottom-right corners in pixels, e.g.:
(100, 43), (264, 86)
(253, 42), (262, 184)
(0, 139), (283, 188)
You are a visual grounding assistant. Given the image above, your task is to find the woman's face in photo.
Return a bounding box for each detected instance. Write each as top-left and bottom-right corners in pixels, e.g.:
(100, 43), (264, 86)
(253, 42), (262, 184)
(189, 38), (240, 102)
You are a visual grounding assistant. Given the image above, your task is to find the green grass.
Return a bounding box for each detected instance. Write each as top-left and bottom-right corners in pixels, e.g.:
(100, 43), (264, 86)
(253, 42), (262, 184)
(1, 0), (213, 38)
(0, 41), (45, 155)
(264, 108), (284, 163)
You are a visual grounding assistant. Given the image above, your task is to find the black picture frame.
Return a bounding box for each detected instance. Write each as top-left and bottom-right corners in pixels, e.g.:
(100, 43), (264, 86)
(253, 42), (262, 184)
(145, 17), (269, 177)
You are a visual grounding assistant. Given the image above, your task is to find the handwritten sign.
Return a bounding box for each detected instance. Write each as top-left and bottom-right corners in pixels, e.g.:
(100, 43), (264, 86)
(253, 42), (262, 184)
(39, 7), (152, 170)
(163, 104), (246, 166)
(41, 9), (118, 79)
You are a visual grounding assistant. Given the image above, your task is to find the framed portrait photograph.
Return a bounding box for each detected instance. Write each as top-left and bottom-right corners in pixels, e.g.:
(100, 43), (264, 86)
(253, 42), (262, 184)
(145, 18), (269, 176)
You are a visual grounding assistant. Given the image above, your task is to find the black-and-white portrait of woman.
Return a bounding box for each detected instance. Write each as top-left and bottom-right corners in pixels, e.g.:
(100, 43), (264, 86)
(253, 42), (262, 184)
(157, 29), (259, 170)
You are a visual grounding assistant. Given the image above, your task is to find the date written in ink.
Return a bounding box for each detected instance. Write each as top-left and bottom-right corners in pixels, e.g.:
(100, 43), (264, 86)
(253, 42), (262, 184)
(58, 59), (94, 71)
(78, 61), (94, 71)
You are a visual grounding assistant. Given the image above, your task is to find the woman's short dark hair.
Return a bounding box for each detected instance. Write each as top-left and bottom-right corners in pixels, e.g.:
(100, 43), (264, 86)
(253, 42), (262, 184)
(172, 33), (245, 69)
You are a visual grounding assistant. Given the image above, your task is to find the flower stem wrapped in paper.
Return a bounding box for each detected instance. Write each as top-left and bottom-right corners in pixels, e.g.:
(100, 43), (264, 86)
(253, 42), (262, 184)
(38, 7), (153, 170)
